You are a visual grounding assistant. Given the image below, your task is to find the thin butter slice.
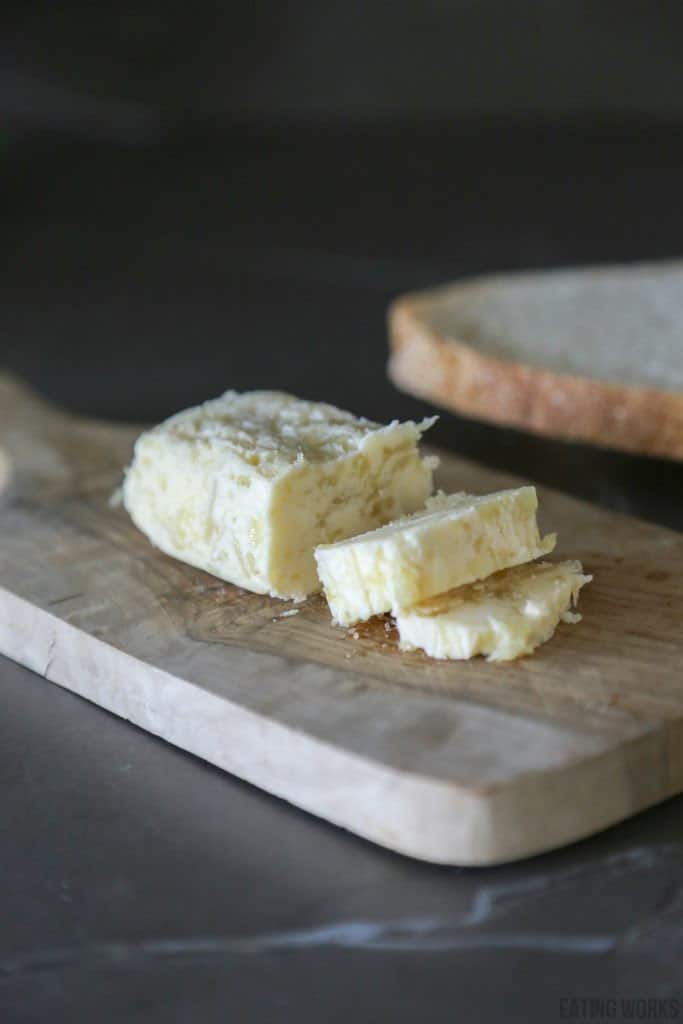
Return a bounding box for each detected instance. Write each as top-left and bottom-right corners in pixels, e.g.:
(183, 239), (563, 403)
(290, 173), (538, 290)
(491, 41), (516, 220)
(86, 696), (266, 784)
(123, 390), (436, 599)
(315, 487), (555, 626)
(396, 560), (591, 662)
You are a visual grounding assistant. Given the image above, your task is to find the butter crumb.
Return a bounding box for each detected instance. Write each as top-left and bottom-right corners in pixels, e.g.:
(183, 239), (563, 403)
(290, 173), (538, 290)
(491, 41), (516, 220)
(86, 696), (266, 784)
(108, 485), (124, 508)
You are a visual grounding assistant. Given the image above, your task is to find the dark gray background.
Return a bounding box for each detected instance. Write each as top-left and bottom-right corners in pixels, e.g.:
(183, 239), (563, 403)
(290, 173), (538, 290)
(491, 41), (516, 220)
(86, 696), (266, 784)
(2, 3), (683, 1021)
(5, 1), (683, 126)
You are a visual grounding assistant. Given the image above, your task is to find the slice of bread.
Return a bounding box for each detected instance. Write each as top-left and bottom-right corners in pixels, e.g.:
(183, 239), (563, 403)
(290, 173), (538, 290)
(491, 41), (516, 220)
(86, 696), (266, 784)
(388, 260), (683, 460)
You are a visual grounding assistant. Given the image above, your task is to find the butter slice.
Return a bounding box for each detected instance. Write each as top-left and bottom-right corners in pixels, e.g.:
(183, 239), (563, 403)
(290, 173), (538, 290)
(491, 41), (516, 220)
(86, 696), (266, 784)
(315, 487), (555, 626)
(396, 560), (591, 661)
(123, 391), (436, 599)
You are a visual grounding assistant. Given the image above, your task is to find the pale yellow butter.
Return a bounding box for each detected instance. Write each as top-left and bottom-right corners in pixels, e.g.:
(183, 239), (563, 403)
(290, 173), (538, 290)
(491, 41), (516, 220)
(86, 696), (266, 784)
(123, 391), (436, 599)
(315, 487), (555, 626)
(396, 560), (591, 661)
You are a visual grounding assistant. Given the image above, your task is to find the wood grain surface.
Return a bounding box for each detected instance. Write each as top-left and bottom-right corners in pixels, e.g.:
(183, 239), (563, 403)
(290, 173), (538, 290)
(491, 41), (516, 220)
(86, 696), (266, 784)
(1, 372), (681, 865)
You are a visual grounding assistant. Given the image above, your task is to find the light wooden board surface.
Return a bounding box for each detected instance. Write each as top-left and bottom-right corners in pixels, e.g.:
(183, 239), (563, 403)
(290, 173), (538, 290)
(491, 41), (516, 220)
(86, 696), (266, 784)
(1, 372), (682, 865)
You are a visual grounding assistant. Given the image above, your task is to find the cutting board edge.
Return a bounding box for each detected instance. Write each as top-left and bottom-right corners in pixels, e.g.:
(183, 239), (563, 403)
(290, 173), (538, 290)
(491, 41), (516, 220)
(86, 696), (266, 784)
(0, 584), (673, 867)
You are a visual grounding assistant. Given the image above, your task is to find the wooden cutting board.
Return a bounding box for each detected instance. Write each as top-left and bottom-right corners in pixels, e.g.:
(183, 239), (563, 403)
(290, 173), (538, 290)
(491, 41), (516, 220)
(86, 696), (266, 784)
(1, 373), (682, 866)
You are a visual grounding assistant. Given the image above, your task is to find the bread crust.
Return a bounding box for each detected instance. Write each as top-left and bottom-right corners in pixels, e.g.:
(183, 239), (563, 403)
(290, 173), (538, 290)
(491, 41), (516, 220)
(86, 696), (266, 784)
(388, 294), (683, 461)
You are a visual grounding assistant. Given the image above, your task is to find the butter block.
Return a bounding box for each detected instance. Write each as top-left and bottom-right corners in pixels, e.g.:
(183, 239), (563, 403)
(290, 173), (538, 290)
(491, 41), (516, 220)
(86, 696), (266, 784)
(395, 560), (591, 661)
(315, 487), (555, 626)
(123, 391), (436, 599)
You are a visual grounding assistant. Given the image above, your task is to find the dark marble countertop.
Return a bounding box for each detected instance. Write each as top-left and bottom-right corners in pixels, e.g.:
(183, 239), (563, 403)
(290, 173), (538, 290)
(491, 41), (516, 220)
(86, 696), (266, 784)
(2, 127), (683, 1023)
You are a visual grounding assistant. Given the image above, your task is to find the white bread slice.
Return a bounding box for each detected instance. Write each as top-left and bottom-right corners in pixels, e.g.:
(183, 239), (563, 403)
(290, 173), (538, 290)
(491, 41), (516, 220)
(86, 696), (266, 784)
(389, 260), (683, 460)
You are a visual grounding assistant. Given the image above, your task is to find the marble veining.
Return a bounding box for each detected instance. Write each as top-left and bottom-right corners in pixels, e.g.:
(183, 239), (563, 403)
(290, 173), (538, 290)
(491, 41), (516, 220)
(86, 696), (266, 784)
(2, 843), (680, 978)
(461, 842), (680, 926)
(0, 925), (616, 979)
